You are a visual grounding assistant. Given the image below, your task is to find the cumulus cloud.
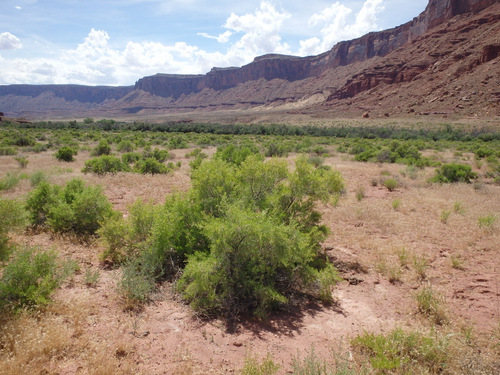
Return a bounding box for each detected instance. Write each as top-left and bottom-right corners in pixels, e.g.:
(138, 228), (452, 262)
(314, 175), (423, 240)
(0, 1), (387, 85)
(0, 32), (22, 50)
(299, 0), (385, 55)
(224, 1), (291, 58)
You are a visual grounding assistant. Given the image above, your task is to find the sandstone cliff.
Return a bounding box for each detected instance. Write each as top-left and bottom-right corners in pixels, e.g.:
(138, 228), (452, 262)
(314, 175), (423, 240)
(0, 0), (498, 119)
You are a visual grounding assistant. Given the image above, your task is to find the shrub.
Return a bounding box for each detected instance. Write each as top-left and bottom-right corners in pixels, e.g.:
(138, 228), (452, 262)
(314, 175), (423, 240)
(416, 286), (447, 325)
(82, 155), (130, 174)
(177, 204), (340, 318)
(143, 147), (172, 163)
(117, 140), (135, 153)
(29, 170), (48, 187)
(133, 158), (171, 174)
(99, 199), (157, 264)
(431, 163), (477, 183)
(383, 178), (398, 191)
(240, 353), (279, 375)
(126, 156), (344, 317)
(215, 144), (261, 166)
(26, 178), (115, 235)
(0, 247), (75, 310)
(14, 155), (28, 168)
(0, 171), (23, 191)
(122, 152), (142, 164)
(352, 328), (449, 374)
(91, 139), (111, 156)
(55, 146), (77, 162)
(478, 213), (496, 230)
(265, 142), (288, 157)
(0, 198), (27, 261)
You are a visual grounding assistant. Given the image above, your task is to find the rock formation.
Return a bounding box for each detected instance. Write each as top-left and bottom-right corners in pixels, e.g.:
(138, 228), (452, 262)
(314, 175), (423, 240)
(0, 0), (498, 119)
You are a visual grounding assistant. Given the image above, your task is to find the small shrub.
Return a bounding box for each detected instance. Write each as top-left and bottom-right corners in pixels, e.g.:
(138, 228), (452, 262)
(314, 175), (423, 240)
(352, 328), (449, 373)
(431, 163), (478, 183)
(91, 139), (111, 156)
(0, 247), (75, 310)
(383, 178), (398, 191)
(122, 152), (141, 164)
(412, 255), (428, 280)
(14, 155), (28, 168)
(0, 198), (27, 261)
(82, 155), (130, 175)
(478, 214), (496, 230)
(451, 254), (465, 270)
(26, 178), (115, 235)
(356, 187), (365, 201)
(133, 158), (171, 174)
(397, 248), (409, 268)
(0, 171), (23, 191)
(84, 267), (100, 287)
(440, 210), (451, 224)
(117, 140), (135, 153)
(55, 146), (77, 162)
(416, 286), (447, 325)
(453, 201), (465, 215)
(240, 353), (279, 375)
(392, 199), (401, 211)
(29, 170), (48, 187)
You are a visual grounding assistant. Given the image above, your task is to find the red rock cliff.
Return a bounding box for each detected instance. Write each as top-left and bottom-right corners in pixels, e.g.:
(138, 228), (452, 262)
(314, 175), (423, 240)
(134, 0), (498, 98)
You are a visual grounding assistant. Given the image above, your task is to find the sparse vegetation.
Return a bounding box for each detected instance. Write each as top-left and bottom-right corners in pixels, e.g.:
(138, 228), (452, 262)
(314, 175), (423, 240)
(0, 120), (499, 373)
(0, 247), (75, 311)
(55, 146), (77, 162)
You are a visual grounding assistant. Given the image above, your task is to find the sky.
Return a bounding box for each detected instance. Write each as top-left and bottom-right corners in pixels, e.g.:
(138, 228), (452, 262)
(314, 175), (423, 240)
(0, 0), (428, 86)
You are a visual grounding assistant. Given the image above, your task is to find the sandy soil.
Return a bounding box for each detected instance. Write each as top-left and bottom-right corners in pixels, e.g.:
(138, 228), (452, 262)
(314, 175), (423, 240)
(1, 144), (499, 374)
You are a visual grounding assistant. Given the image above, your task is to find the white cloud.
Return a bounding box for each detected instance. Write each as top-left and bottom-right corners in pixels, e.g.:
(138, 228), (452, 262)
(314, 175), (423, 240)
(224, 1), (291, 57)
(299, 0), (385, 55)
(198, 31), (233, 43)
(0, 1), (388, 86)
(0, 32), (22, 50)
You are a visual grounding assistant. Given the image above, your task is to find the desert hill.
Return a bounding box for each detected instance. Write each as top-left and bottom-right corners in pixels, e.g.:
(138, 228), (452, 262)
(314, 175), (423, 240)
(0, 0), (499, 121)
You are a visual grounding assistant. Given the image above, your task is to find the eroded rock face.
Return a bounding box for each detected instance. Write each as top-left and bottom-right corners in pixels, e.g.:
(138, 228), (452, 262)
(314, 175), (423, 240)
(0, 0), (498, 118)
(134, 0), (497, 99)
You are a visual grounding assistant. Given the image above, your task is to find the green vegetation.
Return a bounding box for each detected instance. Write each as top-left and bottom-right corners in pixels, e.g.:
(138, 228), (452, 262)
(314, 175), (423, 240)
(0, 171), (24, 191)
(82, 155), (131, 174)
(118, 155), (344, 317)
(55, 146), (78, 162)
(431, 163), (478, 183)
(240, 354), (279, 375)
(0, 247), (76, 311)
(26, 178), (115, 235)
(0, 198), (27, 261)
(352, 328), (449, 374)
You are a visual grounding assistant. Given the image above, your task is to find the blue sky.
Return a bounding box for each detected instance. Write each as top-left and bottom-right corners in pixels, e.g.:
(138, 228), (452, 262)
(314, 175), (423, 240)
(0, 0), (428, 86)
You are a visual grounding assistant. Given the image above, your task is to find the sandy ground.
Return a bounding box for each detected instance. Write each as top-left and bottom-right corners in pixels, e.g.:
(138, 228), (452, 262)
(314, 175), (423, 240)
(1, 143), (499, 374)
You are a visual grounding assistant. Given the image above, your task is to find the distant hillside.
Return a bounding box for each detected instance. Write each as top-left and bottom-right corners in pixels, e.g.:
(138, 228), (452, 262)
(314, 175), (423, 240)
(0, 0), (498, 121)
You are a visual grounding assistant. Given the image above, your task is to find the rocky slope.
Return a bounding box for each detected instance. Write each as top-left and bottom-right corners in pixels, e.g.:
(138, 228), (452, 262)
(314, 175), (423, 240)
(0, 0), (498, 120)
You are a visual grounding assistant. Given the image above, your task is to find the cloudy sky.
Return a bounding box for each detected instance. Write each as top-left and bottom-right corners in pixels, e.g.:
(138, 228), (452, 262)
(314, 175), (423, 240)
(0, 0), (428, 86)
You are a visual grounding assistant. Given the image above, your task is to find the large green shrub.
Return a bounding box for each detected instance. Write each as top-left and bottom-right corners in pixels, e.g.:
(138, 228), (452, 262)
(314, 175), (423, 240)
(431, 163), (478, 183)
(82, 155), (130, 174)
(26, 178), (115, 235)
(55, 146), (77, 162)
(178, 205), (340, 317)
(133, 158), (172, 174)
(127, 155), (344, 316)
(91, 139), (112, 156)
